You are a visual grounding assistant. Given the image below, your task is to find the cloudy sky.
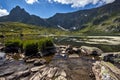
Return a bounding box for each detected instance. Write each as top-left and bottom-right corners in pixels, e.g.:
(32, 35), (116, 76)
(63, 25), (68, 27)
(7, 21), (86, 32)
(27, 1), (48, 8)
(0, 0), (115, 18)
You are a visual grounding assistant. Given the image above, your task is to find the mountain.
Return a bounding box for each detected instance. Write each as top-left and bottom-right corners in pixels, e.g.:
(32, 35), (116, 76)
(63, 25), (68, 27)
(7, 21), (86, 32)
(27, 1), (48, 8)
(0, 6), (49, 27)
(47, 0), (120, 30)
(0, 0), (120, 32)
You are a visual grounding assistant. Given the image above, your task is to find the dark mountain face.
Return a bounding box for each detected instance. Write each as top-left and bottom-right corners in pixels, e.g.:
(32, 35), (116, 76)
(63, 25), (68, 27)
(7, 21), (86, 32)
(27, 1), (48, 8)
(8, 6), (30, 22)
(0, 6), (49, 27)
(47, 0), (120, 29)
(0, 0), (119, 30)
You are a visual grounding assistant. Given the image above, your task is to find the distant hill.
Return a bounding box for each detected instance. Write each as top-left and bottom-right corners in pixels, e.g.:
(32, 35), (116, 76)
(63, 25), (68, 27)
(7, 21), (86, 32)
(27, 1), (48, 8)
(0, 0), (120, 33)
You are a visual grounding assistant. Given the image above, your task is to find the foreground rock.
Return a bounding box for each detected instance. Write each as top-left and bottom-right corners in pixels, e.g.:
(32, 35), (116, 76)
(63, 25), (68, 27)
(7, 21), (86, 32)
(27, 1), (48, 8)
(80, 46), (103, 56)
(92, 61), (120, 80)
(31, 65), (46, 72)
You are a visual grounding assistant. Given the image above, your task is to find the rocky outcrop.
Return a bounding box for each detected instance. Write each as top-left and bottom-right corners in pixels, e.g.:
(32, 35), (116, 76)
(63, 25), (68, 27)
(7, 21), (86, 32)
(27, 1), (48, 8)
(92, 61), (120, 80)
(80, 46), (103, 56)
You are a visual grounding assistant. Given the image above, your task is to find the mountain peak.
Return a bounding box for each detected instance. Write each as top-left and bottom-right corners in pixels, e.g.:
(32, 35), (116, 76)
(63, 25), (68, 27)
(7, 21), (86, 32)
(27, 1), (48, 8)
(8, 6), (31, 22)
(14, 6), (21, 9)
(9, 6), (27, 16)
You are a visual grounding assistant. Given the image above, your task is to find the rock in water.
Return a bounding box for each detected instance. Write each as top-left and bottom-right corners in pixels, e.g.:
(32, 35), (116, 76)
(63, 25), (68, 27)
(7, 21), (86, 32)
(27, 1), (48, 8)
(80, 46), (103, 56)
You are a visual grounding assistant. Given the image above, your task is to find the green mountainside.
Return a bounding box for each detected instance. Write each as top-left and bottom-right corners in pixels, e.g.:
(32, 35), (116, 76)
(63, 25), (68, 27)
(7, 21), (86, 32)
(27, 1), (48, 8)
(0, 22), (68, 35)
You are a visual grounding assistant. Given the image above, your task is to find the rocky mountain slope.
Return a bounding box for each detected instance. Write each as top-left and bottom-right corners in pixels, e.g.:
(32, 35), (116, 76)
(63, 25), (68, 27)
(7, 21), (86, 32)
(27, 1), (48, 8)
(0, 0), (119, 32)
(0, 6), (50, 27)
(47, 0), (120, 30)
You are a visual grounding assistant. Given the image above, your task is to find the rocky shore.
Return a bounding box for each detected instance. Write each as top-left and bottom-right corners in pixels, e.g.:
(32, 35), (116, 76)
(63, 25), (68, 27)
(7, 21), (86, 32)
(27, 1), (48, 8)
(0, 45), (120, 80)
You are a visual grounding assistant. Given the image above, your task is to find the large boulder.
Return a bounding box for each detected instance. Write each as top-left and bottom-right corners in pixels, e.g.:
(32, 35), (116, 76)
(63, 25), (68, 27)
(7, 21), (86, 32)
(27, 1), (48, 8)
(80, 46), (103, 56)
(92, 61), (120, 80)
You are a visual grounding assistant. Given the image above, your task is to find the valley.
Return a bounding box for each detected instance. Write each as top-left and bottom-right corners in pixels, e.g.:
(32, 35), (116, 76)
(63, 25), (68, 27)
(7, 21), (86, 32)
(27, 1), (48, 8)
(0, 0), (120, 80)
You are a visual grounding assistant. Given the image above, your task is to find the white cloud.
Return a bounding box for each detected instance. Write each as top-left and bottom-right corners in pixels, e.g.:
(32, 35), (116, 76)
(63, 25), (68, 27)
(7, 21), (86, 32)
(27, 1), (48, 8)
(48, 0), (115, 8)
(0, 9), (9, 17)
(25, 0), (39, 4)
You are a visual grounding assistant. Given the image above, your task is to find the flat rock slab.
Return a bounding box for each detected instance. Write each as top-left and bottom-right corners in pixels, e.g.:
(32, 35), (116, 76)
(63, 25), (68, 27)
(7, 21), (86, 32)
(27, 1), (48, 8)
(0, 60), (28, 77)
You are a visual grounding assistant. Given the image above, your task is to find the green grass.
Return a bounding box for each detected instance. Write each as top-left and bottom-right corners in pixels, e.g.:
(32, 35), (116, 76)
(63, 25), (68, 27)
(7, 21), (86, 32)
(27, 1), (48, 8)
(0, 22), (70, 36)
(77, 15), (120, 36)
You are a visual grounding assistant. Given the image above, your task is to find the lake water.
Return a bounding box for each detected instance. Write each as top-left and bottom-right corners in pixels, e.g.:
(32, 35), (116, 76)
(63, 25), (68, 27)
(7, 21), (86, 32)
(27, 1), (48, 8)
(54, 36), (120, 52)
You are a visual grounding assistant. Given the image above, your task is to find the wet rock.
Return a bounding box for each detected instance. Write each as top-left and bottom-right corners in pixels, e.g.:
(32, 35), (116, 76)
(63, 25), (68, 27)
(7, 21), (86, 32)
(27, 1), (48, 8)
(47, 67), (57, 78)
(61, 70), (66, 77)
(15, 70), (30, 78)
(29, 72), (42, 80)
(92, 61), (120, 80)
(72, 47), (81, 54)
(42, 67), (50, 76)
(61, 51), (66, 54)
(80, 46), (103, 56)
(55, 69), (61, 76)
(34, 59), (46, 66)
(0, 69), (14, 77)
(66, 45), (73, 54)
(7, 69), (30, 80)
(31, 65), (46, 72)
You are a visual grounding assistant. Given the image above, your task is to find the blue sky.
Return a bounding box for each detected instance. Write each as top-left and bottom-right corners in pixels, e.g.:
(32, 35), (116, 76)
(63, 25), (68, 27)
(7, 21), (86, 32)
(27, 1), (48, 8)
(0, 0), (115, 18)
